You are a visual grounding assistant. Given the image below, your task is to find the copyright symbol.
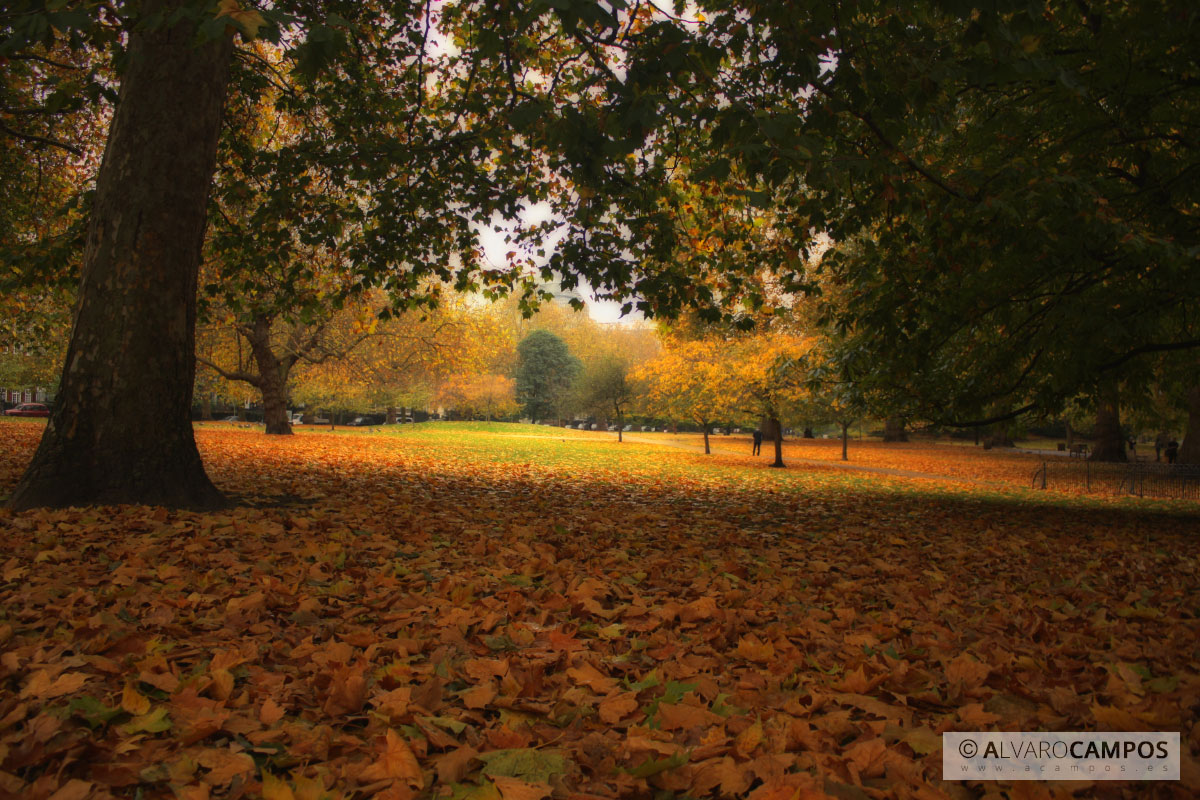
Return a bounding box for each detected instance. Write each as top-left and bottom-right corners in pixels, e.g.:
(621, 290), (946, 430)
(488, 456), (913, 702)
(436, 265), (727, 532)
(959, 739), (978, 758)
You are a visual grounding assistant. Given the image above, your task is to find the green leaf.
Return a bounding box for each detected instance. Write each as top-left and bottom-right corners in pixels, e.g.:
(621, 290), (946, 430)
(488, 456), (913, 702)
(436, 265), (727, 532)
(448, 782), (503, 800)
(624, 670), (661, 692)
(1146, 676), (1179, 693)
(477, 748), (567, 783)
(68, 696), (122, 728)
(625, 750), (689, 778)
(420, 715), (468, 734)
(710, 693), (745, 718)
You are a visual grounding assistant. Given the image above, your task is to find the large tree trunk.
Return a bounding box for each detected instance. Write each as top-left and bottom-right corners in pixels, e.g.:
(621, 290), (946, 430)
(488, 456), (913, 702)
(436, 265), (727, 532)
(8, 5), (233, 510)
(1089, 385), (1126, 462)
(245, 318), (293, 436)
(769, 416), (785, 468)
(1180, 386), (1200, 465)
(883, 416), (908, 442)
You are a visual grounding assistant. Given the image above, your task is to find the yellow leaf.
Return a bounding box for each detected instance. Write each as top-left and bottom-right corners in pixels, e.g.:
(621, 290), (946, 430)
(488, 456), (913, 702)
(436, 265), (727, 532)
(215, 0), (266, 39)
(359, 729), (423, 787)
(122, 683), (152, 716)
(261, 772), (296, 800)
(21, 670), (89, 700)
(734, 719), (763, 759)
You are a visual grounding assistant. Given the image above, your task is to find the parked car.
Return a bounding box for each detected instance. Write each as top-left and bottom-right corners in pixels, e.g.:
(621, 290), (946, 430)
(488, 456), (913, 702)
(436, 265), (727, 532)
(3, 403), (50, 418)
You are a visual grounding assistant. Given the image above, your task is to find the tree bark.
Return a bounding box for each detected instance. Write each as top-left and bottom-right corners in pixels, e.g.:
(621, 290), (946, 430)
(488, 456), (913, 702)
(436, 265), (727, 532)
(386, 405), (397, 424)
(1089, 385), (1126, 462)
(883, 416), (908, 442)
(8, 5), (233, 510)
(201, 393), (212, 420)
(760, 416), (781, 443)
(1179, 386), (1200, 465)
(769, 415), (785, 468)
(803, 426), (814, 439)
(702, 422), (710, 454)
(841, 421), (849, 461)
(244, 318), (293, 436)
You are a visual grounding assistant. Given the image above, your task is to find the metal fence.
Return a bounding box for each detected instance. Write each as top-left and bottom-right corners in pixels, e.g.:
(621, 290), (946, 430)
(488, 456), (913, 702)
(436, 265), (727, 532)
(1031, 460), (1200, 501)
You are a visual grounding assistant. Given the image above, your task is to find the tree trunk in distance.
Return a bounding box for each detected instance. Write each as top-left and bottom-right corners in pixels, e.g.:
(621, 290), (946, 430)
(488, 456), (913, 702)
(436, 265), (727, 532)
(201, 393), (212, 420)
(803, 426), (814, 439)
(246, 318), (293, 436)
(702, 423), (710, 454)
(883, 416), (908, 442)
(770, 416), (785, 468)
(386, 406), (396, 424)
(1179, 386), (1200, 464)
(841, 421), (849, 461)
(617, 411), (623, 442)
(1089, 386), (1126, 462)
(9, 11), (234, 510)
(760, 416), (781, 444)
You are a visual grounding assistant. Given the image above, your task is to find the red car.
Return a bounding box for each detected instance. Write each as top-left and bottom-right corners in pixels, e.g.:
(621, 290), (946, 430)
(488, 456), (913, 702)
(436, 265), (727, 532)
(3, 403), (50, 417)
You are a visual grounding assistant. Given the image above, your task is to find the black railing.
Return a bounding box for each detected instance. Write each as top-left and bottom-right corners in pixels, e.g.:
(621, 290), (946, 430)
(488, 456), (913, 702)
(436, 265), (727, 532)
(1032, 459), (1200, 501)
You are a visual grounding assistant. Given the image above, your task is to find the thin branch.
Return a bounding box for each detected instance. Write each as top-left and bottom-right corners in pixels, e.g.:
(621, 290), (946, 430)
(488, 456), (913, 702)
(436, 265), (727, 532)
(0, 122), (83, 155)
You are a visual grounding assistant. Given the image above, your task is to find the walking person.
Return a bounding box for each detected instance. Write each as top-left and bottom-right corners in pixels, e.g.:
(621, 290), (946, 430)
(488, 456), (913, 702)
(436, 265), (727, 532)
(752, 429), (763, 456)
(1166, 438), (1179, 465)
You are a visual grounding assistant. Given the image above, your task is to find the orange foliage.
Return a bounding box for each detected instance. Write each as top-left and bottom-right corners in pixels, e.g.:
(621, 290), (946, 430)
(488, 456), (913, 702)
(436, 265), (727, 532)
(1, 422), (1197, 799)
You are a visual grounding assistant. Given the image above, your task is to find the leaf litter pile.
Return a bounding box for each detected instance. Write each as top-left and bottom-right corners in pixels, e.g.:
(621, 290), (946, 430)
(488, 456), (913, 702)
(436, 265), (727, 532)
(1, 422), (1198, 800)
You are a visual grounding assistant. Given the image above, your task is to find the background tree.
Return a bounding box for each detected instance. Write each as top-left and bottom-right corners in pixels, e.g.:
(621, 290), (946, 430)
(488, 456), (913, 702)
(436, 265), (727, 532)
(436, 374), (518, 422)
(634, 335), (738, 454)
(728, 332), (814, 468)
(573, 356), (634, 441)
(196, 287), (377, 432)
(515, 330), (580, 423)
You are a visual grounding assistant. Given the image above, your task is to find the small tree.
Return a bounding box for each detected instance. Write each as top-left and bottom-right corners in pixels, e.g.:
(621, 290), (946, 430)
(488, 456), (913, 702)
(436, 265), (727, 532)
(575, 356), (634, 442)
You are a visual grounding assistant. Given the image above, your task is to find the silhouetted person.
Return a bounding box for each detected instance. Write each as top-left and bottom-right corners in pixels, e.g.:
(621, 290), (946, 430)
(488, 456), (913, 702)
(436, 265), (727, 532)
(752, 429), (763, 456)
(1155, 431), (1168, 462)
(1127, 436), (1137, 458)
(1165, 438), (1179, 464)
